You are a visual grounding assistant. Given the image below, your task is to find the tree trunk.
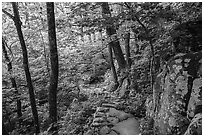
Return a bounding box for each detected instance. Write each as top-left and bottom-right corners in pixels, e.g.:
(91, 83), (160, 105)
(88, 33), (92, 43)
(46, 2), (58, 133)
(125, 2), (155, 90)
(124, 32), (131, 88)
(12, 2), (40, 134)
(93, 32), (96, 42)
(108, 44), (119, 88)
(2, 37), (22, 119)
(80, 26), (84, 42)
(99, 29), (103, 40)
(124, 32), (131, 68)
(149, 39), (155, 105)
(101, 2), (126, 70)
(133, 32), (140, 54)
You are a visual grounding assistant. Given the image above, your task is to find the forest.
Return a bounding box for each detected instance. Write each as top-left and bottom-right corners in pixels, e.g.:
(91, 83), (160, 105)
(1, 2), (202, 135)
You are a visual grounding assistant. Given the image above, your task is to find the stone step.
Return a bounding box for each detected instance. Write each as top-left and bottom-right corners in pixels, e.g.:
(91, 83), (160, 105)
(99, 126), (111, 135)
(107, 108), (133, 121)
(91, 122), (111, 127)
(102, 103), (117, 108)
(96, 107), (109, 113)
(93, 117), (105, 123)
(111, 118), (140, 135)
(94, 112), (106, 118)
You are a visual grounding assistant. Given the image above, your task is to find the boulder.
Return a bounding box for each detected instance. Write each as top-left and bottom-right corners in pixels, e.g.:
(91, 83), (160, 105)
(99, 126), (111, 135)
(107, 117), (120, 125)
(107, 108), (133, 121)
(147, 52), (202, 134)
(112, 118), (140, 135)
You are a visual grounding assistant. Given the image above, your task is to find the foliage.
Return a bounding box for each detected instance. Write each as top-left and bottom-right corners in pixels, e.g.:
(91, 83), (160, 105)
(2, 2), (201, 135)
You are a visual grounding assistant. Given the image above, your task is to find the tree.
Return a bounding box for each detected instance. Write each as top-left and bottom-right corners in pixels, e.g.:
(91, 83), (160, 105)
(125, 2), (155, 92)
(11, 2), (40, 134)
(124, 32), (131, 87)
(2, 37), (22, 119)
(101, 2), (126, 70)
(108, 44), (119, 90)
(46, 2), (59, 133)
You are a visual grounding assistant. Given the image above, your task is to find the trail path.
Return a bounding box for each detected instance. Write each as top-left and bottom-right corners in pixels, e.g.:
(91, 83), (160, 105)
(89, 99), (141, 135)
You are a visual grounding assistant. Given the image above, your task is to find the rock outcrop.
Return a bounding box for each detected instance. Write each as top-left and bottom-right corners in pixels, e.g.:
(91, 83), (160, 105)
(146, 51), (202, 134)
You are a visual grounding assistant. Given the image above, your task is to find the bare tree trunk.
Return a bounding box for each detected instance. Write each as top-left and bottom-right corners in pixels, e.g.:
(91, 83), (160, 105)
(88, 33), (92, 43)
(133, 32), (140, 54)
(124, 32), (131, 88)
(93, 32), (96, 42)
(2, 37), (22, 119)
(124, 32), (131, 68)
(101, 2), (126, 70)
(108, 44), (119, 88)
(12, 2), (40, 134)
(125, 2), (155, 90)
(99, 29), (103, 40)
(46, 2), (58, 134)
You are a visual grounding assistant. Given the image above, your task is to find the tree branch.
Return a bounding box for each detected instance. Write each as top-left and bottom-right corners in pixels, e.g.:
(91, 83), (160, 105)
(2, 9), (14, 20)
(124, 2), (148, 31)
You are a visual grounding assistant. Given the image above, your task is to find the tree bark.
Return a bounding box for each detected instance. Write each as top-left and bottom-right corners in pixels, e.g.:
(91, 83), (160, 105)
(133, 32), (140, 54)
(124, 32), (131, 68)
(12, 2), (40, 134)
(101, 2), (126, 70)
(46, 2), (58, 131)
(93, 32), (96, 42)
(2, 37), (22, 119)
(124, 32), (131, 88)
(108, 44), (119, 88)
(88, 33), (92, 43)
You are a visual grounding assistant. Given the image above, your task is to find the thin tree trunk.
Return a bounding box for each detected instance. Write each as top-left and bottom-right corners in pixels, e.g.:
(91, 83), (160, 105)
(108, 44), (119, 87)
(93, 32), (96, 42)
(125, 2), (155, 90)
(12, 2), (40, 134)
(80, 25), (84, 42)
(99, 29), (103, 40)
(133, 32), (140, 54)
(2, 38), (22, 119)
(101, 2), (126, 70)
(124, 32), (131, 68)
(124, 32), (131, 88)
(88, 33), (92, 43)
(46, 2), (58, 133)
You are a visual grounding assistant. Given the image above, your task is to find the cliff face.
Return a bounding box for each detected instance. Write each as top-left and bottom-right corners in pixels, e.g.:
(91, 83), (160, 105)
(146, 51), (202, 135)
